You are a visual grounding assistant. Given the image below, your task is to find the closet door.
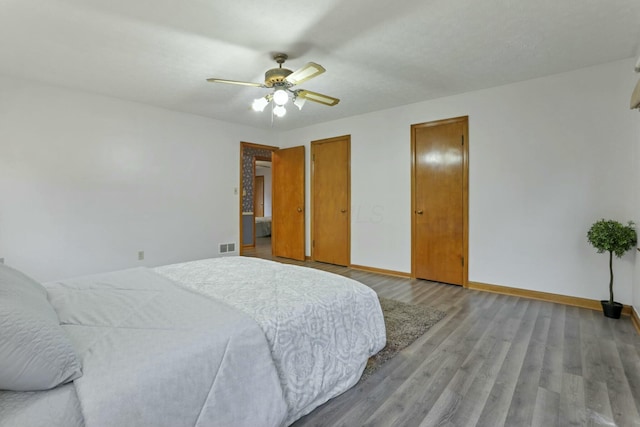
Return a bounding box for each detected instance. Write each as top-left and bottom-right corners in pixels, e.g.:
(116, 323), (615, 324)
(312, 135), (350, 266)
(412, 117), (468, 285)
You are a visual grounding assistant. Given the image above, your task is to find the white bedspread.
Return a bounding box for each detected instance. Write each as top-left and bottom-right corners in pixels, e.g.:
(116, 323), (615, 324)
(43, 267), (288, 427)
(155, 257), (386, 424)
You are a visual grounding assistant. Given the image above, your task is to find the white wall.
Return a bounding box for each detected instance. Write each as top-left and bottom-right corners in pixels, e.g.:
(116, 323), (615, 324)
(278, 58), (640, 304)
(256, 165), (272, 216)
(0, 75), (273, 281)
(2, 59), (639, 305)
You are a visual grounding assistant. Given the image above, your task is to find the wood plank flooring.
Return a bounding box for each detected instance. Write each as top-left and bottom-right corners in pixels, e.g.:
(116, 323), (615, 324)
(243, 238), (640, 427)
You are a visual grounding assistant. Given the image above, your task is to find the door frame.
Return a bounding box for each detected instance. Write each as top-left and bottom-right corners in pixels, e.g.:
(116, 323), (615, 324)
(310, 135), (351, 264)
(239, 141), (278, 255)
(410, 116), (469, 286)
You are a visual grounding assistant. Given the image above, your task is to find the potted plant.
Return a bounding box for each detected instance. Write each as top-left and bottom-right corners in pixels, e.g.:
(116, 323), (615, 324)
(586, 219), (637, 318)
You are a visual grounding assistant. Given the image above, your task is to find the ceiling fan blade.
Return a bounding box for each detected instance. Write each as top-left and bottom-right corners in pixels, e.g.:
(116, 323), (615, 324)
(206, 78), (264, 88)
(285, 62), (325, 85)
(297, 90), (340, 106)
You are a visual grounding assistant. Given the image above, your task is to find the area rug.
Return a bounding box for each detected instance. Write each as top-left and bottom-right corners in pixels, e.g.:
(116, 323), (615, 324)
(360, 297), (447, 382)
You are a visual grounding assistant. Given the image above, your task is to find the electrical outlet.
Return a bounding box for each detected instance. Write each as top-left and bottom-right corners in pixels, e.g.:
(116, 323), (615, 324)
(138, 251), (144, 261)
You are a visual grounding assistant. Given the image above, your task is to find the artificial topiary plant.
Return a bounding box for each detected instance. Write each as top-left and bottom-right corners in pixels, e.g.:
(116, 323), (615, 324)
(587, 219), (637, 318)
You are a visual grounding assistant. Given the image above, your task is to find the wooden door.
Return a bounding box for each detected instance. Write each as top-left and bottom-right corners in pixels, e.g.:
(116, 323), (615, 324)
(272, 146), (305, 261)
(412, 117), (468, 285)
(312, 136), (350, 266)
(255, 175), (264, 217)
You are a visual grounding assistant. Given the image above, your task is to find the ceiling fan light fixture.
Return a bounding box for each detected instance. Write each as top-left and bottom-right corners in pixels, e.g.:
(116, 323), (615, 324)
(207, 53), (339, 119)
(272, 89), (289, 106)
(251, 97), (269, 112)
(273, 105), (287, 117)
(293, 95), (306, 110)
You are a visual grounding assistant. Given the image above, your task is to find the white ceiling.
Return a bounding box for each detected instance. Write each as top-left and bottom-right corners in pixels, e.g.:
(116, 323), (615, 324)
(1, 0), (639, 131)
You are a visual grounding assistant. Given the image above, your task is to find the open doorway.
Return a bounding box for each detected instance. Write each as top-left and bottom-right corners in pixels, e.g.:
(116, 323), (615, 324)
(239, 142), (277, 256)
(254, 158), (272, 254)
(239, 142), (306, 260)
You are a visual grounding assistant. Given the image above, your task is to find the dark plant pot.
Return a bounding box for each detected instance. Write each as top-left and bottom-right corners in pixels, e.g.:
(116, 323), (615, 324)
(601, 300), (623, 319)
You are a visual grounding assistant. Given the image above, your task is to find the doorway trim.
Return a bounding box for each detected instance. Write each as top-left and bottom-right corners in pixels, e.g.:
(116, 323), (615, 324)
(239, 141), (278, 255)
(410, 116), (469, 286)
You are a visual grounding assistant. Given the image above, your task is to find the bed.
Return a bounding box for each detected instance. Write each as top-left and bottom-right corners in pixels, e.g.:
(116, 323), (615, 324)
(0, 257), (386, 427)
(255, 215), (272, 237)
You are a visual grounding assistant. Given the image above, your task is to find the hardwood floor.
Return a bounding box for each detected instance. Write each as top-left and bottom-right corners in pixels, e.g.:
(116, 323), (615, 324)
(243, 238), (640, 427)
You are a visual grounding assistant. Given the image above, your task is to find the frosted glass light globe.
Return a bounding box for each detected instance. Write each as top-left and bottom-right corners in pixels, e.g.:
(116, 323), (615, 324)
(251, 97), (269, 112)
(273, 105), (287, 117)
(272, 89), (289, 106)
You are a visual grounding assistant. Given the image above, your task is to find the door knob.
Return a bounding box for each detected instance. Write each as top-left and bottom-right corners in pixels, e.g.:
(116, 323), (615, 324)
(415, 210), (424, 215)
(340, 209), (347, 213)
(297, 207), (303, 212)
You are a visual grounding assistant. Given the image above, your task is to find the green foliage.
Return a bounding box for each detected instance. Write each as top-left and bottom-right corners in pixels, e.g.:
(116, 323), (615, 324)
(587, 219), (637, 304)
(587, 219), (637, 257)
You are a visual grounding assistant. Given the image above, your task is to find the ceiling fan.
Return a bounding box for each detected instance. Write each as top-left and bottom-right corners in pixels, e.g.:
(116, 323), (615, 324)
(206, 53), (340, 118)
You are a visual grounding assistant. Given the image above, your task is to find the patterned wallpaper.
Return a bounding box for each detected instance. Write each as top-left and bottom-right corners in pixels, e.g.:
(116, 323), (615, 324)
(242, 146), (273, 212)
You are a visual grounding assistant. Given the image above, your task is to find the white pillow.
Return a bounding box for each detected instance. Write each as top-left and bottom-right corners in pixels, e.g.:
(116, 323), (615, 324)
(0, 264), (82, 391)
